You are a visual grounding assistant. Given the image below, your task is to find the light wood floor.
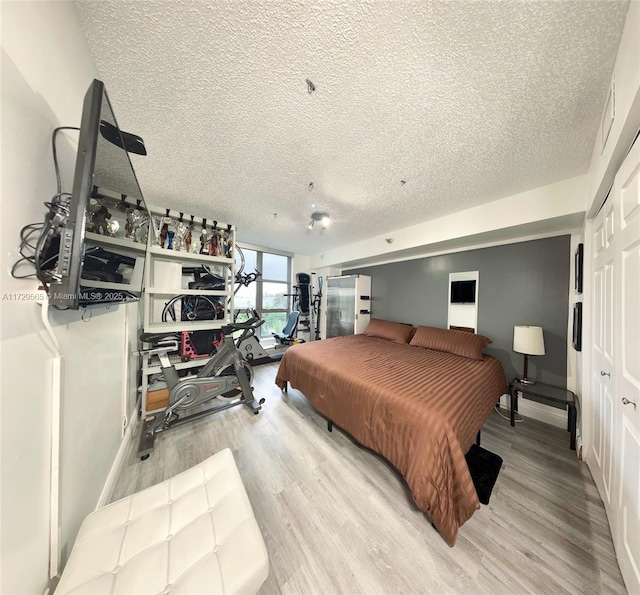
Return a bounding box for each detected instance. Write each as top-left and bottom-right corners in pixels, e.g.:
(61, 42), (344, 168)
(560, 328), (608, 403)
(111, 363), (626, 594)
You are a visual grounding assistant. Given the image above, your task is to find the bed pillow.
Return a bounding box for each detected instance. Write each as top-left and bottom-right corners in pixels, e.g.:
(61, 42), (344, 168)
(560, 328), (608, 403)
(363, 318), (415, 344)
(409, 326), (492, 360)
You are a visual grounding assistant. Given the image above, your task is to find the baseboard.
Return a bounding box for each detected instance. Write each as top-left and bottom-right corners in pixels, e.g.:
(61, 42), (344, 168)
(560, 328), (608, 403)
(499, 394), (568, 429)
(95, 404), (137, 510)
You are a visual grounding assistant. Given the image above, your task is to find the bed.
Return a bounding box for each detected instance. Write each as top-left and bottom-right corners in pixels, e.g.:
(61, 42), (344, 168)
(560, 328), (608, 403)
(274, 319), (507, 546)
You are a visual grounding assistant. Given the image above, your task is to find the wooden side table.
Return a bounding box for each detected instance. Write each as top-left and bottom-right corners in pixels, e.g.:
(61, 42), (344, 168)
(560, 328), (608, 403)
(509, 378), (577, 450)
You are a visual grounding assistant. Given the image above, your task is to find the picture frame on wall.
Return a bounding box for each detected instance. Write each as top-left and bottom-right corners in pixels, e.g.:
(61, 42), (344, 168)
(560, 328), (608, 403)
(575, 243), (584, 294)
(572, 302), (582, 352)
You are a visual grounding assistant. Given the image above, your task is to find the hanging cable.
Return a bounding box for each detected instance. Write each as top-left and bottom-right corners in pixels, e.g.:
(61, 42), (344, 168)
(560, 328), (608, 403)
(51, 126), (80, 196)
(12, 127), (79, 288)
(494, 405), (524, 423)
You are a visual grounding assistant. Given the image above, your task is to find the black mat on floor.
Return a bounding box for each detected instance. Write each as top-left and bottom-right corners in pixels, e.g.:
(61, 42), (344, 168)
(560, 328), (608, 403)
(465, 444), (503, 505)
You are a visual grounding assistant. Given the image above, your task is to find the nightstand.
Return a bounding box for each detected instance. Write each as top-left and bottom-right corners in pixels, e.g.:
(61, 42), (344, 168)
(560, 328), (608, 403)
(509, 378), (577, 450)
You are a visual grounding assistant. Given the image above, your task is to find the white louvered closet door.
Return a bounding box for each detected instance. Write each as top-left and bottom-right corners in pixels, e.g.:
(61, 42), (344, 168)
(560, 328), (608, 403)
(590, 192), (616, 517)
(613, 137), (640, 594)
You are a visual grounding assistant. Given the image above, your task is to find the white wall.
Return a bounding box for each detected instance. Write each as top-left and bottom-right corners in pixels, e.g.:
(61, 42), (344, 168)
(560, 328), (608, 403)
(292, 253), (311, 294)
(1, 3), (132, 592)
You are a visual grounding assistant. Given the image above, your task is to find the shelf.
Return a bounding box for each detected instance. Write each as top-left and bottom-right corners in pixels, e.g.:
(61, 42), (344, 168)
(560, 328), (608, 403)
(146, 287), (231, 297)
(148, 245), (233, 265)
(144, 319), (230, 333)
(79, 279), (139, 292)
(85, 231), (147, 253)
(144, 352), (214, 374)
(140, 212), (236, 418)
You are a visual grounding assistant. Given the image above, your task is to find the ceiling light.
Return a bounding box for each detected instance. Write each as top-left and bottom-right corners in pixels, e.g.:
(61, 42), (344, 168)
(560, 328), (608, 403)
(306, 79), (316, 93)
(308, 211), (330, 230)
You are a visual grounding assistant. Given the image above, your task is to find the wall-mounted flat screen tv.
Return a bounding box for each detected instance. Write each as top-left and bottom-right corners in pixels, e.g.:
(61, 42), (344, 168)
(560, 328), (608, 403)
(43, 79), (149, 309)
(450, 280), (476, 304)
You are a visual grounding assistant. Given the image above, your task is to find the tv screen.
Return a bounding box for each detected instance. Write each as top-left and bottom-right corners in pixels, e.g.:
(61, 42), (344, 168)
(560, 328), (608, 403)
(44, 79), (149, 309)
(450, 280), (476, 304)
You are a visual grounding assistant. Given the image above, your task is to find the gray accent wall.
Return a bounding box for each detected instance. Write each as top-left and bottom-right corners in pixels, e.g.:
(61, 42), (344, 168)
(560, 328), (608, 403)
(345, 235), (571, 387)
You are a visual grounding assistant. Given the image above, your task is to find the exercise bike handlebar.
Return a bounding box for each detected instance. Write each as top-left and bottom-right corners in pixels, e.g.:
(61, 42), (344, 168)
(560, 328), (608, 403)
(223, 314), (264, 333)
(135, 312), (264, 357)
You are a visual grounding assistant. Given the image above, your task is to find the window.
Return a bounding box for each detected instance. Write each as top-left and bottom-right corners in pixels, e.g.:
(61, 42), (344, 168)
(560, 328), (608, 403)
(235, 246), (291, 339)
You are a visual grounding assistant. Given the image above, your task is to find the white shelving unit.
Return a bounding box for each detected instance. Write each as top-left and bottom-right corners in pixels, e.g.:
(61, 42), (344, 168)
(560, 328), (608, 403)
(80, 233), (147, 296)
(143, 245), (235, 333)
(139, 208), (236, 416)
(85, 231), (147, 253)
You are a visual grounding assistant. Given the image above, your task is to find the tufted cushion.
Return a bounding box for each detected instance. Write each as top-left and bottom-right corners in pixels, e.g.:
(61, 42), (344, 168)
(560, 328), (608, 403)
(409, 326), (492, 360)
(56, 448), (269, 595)
(363, 318), (415, 344)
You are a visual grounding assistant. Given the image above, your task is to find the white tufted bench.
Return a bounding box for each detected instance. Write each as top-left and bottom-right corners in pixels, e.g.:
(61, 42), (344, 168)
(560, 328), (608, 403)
(56, 448), (269, 594)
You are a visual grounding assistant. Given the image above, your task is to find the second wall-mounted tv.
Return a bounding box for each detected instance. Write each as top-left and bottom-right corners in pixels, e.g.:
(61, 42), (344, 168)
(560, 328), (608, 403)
(450, 280), (476, 304)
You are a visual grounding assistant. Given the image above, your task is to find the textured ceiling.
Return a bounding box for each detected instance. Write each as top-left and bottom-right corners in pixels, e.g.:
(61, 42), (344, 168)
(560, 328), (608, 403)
(73, 0), (629, 256)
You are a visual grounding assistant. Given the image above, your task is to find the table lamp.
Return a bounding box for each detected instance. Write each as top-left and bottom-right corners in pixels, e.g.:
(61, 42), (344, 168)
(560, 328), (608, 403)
(513, 325), (545, 385)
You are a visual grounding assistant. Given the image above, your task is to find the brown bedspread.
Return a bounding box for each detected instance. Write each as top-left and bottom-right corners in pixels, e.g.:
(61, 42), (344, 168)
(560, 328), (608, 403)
(274, 334), (507, 546)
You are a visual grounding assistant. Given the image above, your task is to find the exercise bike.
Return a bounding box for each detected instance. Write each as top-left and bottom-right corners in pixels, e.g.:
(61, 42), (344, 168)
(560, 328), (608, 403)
(135, 314), (265, 460)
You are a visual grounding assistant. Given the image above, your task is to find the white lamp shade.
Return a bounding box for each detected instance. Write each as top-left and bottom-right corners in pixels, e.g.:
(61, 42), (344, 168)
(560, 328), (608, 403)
(513, 325), (545, 355)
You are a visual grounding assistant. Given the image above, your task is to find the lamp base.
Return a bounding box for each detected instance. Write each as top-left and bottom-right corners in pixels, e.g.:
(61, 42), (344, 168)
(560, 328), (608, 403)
(519, 355), (536, 385)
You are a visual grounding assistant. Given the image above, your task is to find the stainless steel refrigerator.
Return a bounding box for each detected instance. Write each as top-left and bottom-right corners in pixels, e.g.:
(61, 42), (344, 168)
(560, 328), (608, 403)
(326, 275), (371, 338)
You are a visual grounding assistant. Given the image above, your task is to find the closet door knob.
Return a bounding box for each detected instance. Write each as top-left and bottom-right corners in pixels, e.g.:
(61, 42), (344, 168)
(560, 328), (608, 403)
(600, 371), (610, 377)
(621, 398), (636, 409)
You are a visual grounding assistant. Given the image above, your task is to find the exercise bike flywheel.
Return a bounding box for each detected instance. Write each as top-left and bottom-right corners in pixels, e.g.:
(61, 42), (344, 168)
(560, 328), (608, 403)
(169, 380), (202, 409)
